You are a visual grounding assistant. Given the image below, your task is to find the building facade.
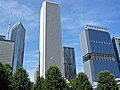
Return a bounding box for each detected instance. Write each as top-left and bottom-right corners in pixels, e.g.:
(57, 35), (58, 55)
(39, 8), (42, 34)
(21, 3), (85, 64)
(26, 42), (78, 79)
(63, 47), (76, 79)
(40, 1), (64, 77)
(0, 36), (14, 66)
(112, 37), (120, 73)
(80, 25), (120, 82)
(11, 22), (25, 72)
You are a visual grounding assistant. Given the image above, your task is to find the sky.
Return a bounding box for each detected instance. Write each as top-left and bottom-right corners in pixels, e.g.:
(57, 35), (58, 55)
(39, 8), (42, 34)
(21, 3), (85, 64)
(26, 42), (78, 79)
(0, 0), (120, 82)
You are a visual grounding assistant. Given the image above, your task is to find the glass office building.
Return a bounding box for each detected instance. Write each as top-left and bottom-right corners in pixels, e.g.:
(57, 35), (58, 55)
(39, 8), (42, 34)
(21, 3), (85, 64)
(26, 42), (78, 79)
(112, 37), (120, 73)
(80, 25), (120, 82)
(63, 47), (76, 79)
(11, 22), (25, 73)
(0, 35), (14, 66)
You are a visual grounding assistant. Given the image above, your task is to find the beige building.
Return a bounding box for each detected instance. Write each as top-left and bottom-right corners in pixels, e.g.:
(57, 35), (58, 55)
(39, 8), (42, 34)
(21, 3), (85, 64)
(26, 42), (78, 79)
(34, 65), (40, 82)
(0, 39), (14, 66)
(34, 71), (39, 82)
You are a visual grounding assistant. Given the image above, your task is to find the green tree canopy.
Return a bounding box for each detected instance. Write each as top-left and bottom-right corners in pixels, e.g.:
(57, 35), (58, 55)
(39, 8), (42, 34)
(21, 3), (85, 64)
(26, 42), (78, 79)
(0, 62), (13, 90)
(97, 70), (119, 90)
(75, 72), (93, 90)
(69, 79), (76, 90)
(32, 76), (47, 90)
(12, 67), (31, 90)
(45, 65), (69, 90)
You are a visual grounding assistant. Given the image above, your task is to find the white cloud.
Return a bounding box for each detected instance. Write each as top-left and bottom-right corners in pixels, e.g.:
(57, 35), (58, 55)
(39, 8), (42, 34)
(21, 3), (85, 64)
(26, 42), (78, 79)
(0, 0), (39, 39)
(0, 0), (36, 21)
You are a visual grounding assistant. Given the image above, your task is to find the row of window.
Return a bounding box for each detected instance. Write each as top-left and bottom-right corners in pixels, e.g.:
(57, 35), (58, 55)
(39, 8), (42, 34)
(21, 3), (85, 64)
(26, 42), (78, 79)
(83, 53), (115, 62)
(91, 40), (111, 45)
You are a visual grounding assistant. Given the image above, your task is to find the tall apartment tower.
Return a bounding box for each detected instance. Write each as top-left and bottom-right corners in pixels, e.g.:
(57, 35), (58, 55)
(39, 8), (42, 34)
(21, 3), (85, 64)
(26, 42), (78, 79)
(11, 22), (25, 72)
(112, 37), (120, 73)
(63, 47), (76, 79)
(80, 25), (119, 82)
(0, 35), (14, 66)
(40, 1), (64, 77)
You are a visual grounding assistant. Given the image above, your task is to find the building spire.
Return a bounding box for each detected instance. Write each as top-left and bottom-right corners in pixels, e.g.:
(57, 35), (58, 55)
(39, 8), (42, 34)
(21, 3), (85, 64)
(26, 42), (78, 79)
(7, 12), (12, 40)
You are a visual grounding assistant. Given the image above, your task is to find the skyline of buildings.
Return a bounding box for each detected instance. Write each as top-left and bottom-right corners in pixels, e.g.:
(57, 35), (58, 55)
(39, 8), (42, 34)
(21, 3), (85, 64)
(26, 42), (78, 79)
(0, 0), (119, 82)
(40, 1), (64, 77)
(63, 47), (76, 79)
(80, 25), (120, 82)
(0, 21), (26, 74)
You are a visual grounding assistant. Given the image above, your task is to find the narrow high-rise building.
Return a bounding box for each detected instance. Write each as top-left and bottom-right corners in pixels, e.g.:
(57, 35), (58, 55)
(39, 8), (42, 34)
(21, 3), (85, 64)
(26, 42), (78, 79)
(112, 37), (120, 73)
(80, 25), (119, 82)
(0, 35), (14, 66)
(63, 47), (76, 79)
(40, 1), (64, 77)
(11, 22), (25, 72)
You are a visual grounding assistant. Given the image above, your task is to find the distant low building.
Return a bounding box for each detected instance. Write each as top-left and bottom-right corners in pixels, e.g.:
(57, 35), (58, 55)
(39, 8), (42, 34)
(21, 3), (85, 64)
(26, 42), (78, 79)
(34, 65), (40, 82)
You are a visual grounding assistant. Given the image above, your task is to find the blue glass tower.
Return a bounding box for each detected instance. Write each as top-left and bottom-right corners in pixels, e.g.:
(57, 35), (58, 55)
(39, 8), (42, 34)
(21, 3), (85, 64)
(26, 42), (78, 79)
(80, 25), (119, 82)
(63, 47), (76, 79)
(11, 22), (25, 73)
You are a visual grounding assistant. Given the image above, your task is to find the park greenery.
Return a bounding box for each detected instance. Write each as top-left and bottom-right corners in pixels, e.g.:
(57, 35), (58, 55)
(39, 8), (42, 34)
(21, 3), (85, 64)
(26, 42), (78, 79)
(0, 62), (119, 90)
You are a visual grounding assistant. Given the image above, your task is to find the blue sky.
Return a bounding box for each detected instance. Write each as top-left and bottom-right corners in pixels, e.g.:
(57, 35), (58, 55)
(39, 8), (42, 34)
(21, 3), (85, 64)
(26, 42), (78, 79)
(0, 0), (120, 82)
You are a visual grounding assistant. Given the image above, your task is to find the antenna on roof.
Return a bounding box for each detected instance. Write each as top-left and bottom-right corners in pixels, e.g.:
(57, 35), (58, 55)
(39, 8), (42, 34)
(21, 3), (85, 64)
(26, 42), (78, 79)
(19, 12), (22, 23)
(7, 12), (12, 40)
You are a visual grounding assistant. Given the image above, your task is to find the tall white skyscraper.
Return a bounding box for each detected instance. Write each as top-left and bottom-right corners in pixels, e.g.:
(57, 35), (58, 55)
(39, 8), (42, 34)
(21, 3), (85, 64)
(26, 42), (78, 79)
(40, 1), (64, 77)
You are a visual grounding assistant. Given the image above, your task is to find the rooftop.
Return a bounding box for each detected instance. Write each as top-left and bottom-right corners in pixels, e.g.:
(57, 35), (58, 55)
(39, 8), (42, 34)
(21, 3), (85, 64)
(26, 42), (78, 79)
(12, 21), (25, 30)
(85, 25), (108, 32)
(44, 1), (58, 5)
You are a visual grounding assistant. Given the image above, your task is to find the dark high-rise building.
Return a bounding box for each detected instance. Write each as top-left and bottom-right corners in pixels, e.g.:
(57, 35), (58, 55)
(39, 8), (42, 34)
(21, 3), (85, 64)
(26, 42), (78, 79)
(80, 25), (119, 82)
(112, 37), (120, 73)
(63, 47), (76, 79)
(11, 22), (25, 72)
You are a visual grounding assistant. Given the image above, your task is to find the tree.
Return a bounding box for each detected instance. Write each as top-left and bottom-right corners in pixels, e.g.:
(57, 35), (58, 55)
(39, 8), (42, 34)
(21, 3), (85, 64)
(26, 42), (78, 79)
(12, 67), (31, 90)
(45, 65), (69, 90)
(75, 72), (93, 90)
(0, 62), (13, 90)
(69, 79), (76, 90)
(32, 76), (47, 90)
(97, 70), (119, 90)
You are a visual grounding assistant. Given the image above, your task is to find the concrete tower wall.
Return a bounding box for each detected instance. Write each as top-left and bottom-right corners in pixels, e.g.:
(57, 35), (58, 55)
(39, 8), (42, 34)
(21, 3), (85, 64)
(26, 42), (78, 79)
(40, 1), (64, 77)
